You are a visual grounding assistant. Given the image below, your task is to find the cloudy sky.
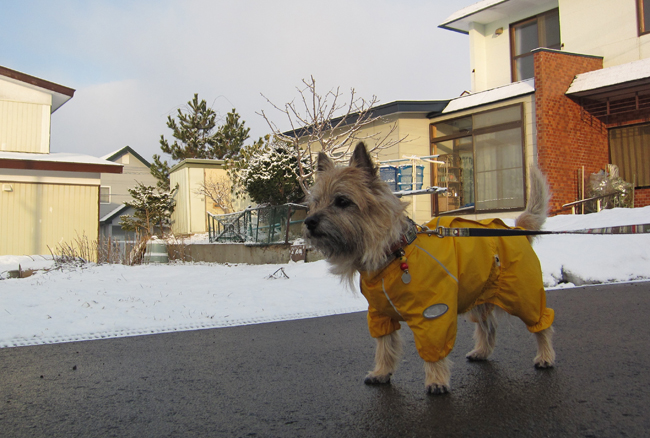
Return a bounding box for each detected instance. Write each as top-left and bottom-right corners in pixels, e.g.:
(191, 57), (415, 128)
(1, 0), (475, 163)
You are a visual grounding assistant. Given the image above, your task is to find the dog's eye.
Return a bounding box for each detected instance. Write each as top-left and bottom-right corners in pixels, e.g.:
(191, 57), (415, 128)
(334, 196), (352, 209)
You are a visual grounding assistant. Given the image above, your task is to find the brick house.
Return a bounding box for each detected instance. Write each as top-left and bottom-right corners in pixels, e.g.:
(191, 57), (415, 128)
(431, 0), (650, 216)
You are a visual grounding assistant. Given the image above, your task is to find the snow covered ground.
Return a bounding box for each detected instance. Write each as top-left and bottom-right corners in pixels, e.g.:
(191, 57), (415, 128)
(1, 206), (649, 349)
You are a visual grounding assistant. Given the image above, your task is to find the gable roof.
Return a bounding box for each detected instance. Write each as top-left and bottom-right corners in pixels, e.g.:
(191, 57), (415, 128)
(100, 203), (132, 223)
(101, 145), (152, 167)
(0, 66), (75, 113)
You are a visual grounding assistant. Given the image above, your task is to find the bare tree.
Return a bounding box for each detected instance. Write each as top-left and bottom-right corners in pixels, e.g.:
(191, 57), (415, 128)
(258, 76), (407, 196)
(195, 176), (234, 214)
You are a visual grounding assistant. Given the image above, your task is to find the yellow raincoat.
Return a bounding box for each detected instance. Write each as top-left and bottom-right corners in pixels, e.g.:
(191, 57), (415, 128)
(360, 216), (554, 363)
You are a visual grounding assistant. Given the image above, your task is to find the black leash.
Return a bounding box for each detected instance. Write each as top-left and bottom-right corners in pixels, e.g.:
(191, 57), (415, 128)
(419, 223), (650, 238)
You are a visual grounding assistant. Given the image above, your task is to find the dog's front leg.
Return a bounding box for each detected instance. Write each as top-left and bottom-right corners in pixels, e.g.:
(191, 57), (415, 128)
(424, 357), (452, 394)
(534, 326), (556, 368)
(364, 331), (402, 384)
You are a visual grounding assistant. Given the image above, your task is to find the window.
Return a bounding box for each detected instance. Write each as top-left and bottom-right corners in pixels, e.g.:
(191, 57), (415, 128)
(638, 0), (650, 35)
(431, 104), (526, 213)
(510, 9), (561, 82)
(609, 124), (650, 187)
(100, 186), (111, 204)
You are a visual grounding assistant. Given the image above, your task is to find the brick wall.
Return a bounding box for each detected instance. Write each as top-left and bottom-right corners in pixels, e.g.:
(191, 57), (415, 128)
(635, 188), (650, 207)
(534, 49), (608, 214)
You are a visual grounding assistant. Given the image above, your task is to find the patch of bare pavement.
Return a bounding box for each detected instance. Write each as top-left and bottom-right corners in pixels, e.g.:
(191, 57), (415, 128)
(1, 281), (649, 437)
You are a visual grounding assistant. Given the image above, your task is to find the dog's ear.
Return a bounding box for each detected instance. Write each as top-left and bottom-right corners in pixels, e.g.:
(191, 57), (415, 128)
(350, 142), (377, 176)
(317, 152), (335, 172)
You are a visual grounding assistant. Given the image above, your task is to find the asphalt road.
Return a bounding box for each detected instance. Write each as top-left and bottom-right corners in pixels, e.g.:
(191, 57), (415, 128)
(1, 281), (649, 437)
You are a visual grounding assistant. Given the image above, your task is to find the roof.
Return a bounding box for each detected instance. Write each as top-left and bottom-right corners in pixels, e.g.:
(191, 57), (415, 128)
(100, 204), (132, 223)
(101, 145), (152, 167)
(169, 158), (226, 174)
(0, 151), (123, 174)
(282, 100), (449, 137)
(439, 78), (535, 115)
(0, 66), (75, 113)
(439, 0), (557, 34)
(566, 58), (650, 99)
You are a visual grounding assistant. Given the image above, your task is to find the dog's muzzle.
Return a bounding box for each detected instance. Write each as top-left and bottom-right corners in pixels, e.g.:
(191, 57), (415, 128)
(304, 214), (320, 234)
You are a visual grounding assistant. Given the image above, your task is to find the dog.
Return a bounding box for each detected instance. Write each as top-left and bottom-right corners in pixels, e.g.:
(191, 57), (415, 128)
(304, 142), (555, 394)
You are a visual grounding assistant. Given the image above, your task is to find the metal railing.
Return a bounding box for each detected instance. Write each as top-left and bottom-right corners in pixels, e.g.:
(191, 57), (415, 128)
(208, 203), (309, 245)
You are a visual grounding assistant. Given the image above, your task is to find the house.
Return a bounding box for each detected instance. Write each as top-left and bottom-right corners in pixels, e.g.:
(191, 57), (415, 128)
(0, 66), (122, 256)
(98, 145), (159, 241)
(433, 0), (650, 216)
(170, 158), (248, 235)
(292, 100), (449, 224)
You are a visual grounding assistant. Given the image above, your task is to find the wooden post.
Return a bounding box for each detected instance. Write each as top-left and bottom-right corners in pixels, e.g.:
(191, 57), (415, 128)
(581, 166), (585, 214)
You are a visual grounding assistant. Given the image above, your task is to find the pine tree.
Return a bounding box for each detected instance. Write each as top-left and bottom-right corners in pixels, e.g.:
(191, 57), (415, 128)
(119, 183), (177, 238)
(151, 94), (251, 189)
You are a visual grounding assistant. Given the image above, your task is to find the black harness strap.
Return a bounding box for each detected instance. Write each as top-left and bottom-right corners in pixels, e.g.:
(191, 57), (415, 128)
(420, 223), (650, 238)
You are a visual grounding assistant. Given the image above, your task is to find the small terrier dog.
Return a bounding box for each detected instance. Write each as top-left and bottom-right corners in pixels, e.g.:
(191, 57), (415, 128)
(304, 142), (555, 394)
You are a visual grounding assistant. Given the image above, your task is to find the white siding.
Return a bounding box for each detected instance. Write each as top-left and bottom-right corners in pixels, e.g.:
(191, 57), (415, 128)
(0, 77), (52, 153)
(559, 0), (650, 67)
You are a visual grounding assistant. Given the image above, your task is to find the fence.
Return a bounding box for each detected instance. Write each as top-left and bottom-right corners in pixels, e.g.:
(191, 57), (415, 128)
(208, 203), (309, 245)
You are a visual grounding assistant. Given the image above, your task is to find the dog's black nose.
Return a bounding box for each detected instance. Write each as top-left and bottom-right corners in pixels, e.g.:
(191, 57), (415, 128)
(304, 215), (319, 231)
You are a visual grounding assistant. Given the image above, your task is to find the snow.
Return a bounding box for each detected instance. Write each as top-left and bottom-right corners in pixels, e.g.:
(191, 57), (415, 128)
(0, 151), (122, 168)
(567, 57), (650, 95)
(442, 79), (535, 114)
(1, 206), (649, 349)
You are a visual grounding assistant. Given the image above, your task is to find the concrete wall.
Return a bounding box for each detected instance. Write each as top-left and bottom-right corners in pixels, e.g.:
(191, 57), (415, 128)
(0, 77), (52, 153)
(177, 243), (324, 265)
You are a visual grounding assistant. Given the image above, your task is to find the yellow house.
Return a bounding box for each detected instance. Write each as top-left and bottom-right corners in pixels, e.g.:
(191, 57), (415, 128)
(0, 66), (122, 256)
(169, 158), (248, 235)
(293, 101), (448, 225)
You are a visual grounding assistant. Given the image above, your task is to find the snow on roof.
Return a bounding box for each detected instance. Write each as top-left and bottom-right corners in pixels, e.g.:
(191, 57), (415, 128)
(442, 78), (535, 114)
(0, 151), (123, 168)
(566, 58), (650, 95)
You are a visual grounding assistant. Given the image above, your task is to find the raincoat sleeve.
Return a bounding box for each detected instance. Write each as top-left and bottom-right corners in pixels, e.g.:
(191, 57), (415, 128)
(366, 305), (401, 339)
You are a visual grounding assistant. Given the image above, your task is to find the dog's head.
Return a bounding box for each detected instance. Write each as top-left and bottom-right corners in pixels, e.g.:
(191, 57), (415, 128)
(304, 142), (408, 277)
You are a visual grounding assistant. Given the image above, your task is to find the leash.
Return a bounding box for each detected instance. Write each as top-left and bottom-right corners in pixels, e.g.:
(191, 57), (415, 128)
(417, 223), (650, 238)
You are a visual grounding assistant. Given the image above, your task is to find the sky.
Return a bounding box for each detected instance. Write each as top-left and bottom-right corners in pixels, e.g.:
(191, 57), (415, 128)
(0, 0), (475, 163)
(1, 206), (649, 348)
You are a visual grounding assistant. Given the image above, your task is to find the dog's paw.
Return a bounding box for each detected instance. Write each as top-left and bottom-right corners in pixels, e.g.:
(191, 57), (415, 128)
(426, 383), (450, 395)
(466, 350), (489, 361)
(534, 359), (554, 369)
(364, 373), (391, 385)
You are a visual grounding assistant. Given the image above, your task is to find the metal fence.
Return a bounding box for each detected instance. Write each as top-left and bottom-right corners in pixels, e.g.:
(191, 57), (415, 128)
(207, 203), (309, 245)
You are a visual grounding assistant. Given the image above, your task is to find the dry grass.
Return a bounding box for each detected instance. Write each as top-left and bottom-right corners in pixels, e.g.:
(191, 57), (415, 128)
(48, 233), (151, 267)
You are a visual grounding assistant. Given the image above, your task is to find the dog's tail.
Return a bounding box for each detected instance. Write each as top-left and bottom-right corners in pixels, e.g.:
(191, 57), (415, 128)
(515, 167), (550, 240)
